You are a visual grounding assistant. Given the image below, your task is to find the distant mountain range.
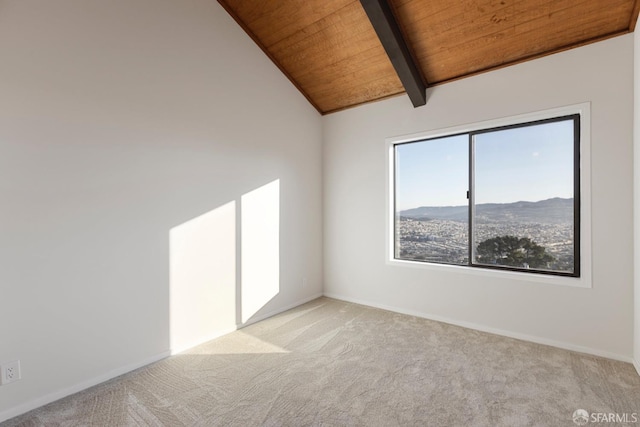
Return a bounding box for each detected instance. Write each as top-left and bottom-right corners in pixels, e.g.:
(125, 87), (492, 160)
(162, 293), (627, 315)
(399, 197), (574, 224)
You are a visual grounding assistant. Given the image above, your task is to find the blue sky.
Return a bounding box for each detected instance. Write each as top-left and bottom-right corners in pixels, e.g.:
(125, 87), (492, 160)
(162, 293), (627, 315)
(395, 120), (575, 211)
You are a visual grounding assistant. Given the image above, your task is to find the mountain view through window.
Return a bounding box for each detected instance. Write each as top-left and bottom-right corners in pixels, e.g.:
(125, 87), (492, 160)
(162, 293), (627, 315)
(394, 116), (579, 276)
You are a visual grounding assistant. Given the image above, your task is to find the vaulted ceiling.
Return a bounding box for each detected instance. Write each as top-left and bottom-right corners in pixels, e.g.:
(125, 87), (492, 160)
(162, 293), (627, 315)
(219, 0), (640, 114)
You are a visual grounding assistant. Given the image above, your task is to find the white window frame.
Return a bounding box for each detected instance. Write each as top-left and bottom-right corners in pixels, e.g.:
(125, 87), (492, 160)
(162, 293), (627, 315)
(386, 103), (592, 288)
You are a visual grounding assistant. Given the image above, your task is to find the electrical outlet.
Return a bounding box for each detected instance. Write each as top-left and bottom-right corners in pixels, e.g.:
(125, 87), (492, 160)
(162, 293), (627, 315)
(302, 277), (307, 288)
(1, 360), (21, 385)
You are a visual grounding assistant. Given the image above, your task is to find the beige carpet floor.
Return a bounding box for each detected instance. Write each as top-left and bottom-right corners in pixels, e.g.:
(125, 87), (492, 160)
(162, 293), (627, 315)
(3, 297), (640, 426)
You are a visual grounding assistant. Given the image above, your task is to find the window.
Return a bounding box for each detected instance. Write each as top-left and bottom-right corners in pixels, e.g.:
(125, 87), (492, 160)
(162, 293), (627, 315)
(392, 113), (580, 277)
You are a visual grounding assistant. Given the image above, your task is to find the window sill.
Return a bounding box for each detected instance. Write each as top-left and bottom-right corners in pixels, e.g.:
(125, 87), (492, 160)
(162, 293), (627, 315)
(387, 258), (591, 288)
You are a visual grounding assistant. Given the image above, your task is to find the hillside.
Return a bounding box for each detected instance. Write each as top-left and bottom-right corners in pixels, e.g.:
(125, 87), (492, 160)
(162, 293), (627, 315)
(399, 197), (574, 224)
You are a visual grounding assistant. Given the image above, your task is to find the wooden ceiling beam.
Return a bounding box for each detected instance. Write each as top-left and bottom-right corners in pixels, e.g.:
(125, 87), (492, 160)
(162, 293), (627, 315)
(359, 0), (427, 107)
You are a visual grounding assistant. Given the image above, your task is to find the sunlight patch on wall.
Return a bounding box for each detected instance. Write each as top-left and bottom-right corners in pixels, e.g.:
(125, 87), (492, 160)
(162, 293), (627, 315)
(169, 201), (237, 354)
(241, 180), (280, 323)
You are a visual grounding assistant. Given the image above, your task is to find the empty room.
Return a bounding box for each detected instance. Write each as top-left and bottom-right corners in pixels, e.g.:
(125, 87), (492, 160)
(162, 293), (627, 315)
(1, 0), (640, 425)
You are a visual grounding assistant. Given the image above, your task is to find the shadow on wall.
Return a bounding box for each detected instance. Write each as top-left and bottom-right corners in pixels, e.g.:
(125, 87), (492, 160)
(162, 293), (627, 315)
(169, 180), (280, 354)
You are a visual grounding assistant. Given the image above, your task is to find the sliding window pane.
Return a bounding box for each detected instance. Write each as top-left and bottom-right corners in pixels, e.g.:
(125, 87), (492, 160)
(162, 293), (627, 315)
(471, 118), (577, 274)
(395, 135), (468, 265)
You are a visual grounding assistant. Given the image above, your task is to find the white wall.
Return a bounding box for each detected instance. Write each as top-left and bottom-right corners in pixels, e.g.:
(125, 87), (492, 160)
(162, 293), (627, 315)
(324, 35), (634, 360)
(0, 0), (323, 421)
(634, 29), (640, 374)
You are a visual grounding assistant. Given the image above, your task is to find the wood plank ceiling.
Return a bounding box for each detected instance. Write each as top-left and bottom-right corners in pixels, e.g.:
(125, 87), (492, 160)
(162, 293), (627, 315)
(219, 0), (640, 114)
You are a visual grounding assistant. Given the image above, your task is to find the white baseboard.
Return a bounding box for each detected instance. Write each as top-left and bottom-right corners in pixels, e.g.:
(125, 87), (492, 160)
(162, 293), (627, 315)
(634, 359), (640, 376)
(170, 327), (239, 356)
(170, 292), (324, 355)
(240, 292), (324, 328)
(0, 350), (170, 424)
(323, 292), (633, 364)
